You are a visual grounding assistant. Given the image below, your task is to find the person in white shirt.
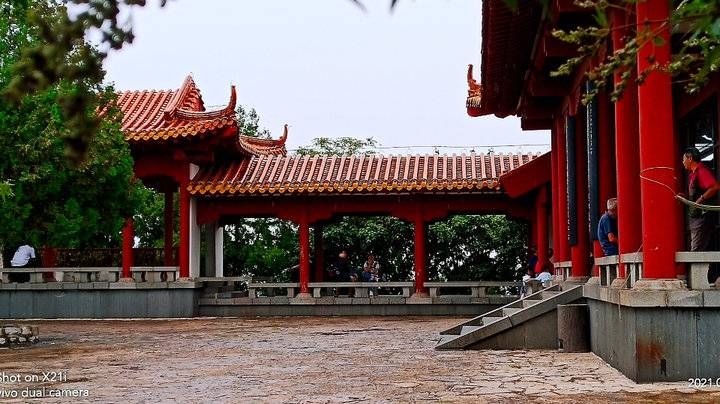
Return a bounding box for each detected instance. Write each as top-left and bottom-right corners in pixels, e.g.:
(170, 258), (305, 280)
(536, 269), (553, 285)
(10, 245), (36, 267)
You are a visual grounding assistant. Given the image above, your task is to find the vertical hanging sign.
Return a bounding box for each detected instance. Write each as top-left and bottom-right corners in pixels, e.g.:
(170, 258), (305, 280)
(586, 82), (600, 241)
(566, 115), (577, 246)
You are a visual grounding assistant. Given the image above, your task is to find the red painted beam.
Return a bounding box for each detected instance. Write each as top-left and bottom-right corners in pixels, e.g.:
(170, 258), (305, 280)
(500, 152), (552, 198)
(196, 195), (534, 226)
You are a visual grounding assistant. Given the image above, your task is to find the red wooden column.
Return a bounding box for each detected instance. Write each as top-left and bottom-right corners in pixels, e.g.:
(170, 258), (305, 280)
(571, 116), (591, 278)
(555, 119), (570, 262)
(550, 129), (560, 260)
(594, 93), (617, 273)
(636, 0), (681, 279)
(121, 218), (134, 280)
(611, 7), (642, 276)
(413, 219), (428, 296)
(534, 187), (549, 273)
(163, 191), (174, 266)
(179, 184), (190, 278)
(313, 226), (324, 282)
(529, 214), (538, 253)
(298, 220), (311, 295)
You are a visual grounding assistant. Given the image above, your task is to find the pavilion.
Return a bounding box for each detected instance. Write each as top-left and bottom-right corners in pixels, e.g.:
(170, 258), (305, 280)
(463, 0), (720, 382)
(117, 75), (551, 297)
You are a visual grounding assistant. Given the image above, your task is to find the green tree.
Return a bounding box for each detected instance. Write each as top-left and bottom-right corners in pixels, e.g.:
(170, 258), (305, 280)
(296, 137), (377, 156)
(428, 215), (528, 282)
(0, 1), (137, 256)
(236, 105), (271, 139)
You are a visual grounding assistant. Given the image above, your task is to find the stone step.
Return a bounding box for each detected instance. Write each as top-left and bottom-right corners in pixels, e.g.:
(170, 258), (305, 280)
(436, 335), (457, 347)
(436, 285), (584, 350)
(502, 307), (522, 316)
(460, 325), (482, 336)
(522, 299), (540, 308)
(482, 316), (504, 326)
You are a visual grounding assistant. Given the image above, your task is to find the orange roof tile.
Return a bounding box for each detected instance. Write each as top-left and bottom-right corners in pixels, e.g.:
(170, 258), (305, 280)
(117, 76), (237, 142)
(189, 153), (539, 196)
(116, 75), (287, 157)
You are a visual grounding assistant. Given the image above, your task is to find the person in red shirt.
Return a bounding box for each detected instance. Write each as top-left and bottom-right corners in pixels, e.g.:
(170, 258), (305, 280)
(683, 147), (720, 254)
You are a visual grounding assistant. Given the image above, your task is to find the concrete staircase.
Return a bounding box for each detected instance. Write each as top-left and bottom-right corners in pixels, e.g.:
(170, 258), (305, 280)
(435, 284), (584, 350)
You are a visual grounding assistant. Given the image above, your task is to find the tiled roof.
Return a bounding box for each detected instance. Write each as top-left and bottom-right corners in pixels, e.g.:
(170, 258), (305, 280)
(188, 153), (539, 196)
(237, 125), (288, 157)
(117, 76), (238, 142)
(115, 75), (287, 157)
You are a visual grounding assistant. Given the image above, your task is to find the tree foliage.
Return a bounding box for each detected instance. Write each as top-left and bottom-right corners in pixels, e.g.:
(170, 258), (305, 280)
(236, 105), (271, 139)
(0, 1), (137, 251)
(551, 0), (720, 103)
(295, 137), (378, 156)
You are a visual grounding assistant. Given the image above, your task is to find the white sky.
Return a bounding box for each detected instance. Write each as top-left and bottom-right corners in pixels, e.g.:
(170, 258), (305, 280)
(103, 0), (549, 155)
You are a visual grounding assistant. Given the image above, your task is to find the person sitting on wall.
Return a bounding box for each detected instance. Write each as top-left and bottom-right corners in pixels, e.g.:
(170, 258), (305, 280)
(536, 266), (553, 286)
(520, 268), (535, 298)
(361, 254), (380, 296)
(335, 251), (356, 296)
(597, 198), (619, 256)
(682, 147), (720, 285)
(9, 244), (36, 283)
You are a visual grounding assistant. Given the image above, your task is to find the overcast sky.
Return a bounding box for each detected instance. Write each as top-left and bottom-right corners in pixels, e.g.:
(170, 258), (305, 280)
(103, 0), (549, 155)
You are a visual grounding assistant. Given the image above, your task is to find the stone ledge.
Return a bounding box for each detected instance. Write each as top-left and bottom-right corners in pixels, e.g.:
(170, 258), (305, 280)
(586, 285), (720, 307)
(0, 281), (203, 290)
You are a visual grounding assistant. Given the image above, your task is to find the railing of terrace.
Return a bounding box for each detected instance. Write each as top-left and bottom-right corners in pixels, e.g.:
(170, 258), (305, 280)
(676, 251), (720, 289)
(37, 247), (179, 268)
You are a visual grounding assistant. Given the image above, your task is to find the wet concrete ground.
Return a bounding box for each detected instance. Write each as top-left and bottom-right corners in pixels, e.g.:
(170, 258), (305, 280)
(0, 317), (717, 403)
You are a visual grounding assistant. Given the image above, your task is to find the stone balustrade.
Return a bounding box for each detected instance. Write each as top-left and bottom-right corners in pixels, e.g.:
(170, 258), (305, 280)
(595, 255), (619, 287)
(424, 281), (521, 298)
(676, 251), (720, 290)
(0, 267), (179, 283)
(620, 253), (643, 287)
(554, 261), (572, 281)
(248, 282), (300, 298)
(308, 282), (415, 298)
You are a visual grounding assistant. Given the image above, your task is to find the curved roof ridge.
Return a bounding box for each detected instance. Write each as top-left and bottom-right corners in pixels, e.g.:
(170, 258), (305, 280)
(173, 85), (236, 121)
(164, 75), (205, 119)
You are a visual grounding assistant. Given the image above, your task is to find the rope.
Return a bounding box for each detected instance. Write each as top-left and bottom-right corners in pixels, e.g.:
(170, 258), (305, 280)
(637, 166), (720, 212)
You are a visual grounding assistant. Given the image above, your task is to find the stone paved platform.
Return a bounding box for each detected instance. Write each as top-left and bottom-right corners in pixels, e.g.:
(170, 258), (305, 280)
(0, 317), (716, 402)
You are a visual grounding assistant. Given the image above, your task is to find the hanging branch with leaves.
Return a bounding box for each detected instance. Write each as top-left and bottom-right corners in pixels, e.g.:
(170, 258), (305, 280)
(550, 0), (720, 104)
